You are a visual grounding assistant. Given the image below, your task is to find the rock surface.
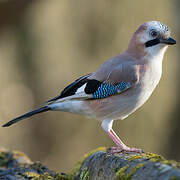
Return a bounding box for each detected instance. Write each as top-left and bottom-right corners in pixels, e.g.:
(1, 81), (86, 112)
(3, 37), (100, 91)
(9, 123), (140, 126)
(78, 150), (180, 180)
(0, 147), (180, 180)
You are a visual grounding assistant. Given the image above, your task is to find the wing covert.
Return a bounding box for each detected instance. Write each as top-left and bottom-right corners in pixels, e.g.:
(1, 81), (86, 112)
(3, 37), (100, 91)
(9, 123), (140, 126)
(92, 82), (131, 99)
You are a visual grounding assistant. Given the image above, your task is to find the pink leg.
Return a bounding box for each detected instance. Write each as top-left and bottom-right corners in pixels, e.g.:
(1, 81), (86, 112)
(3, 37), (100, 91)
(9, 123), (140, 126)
(107, 128), (143, 153)
(101, 119), (143, 154)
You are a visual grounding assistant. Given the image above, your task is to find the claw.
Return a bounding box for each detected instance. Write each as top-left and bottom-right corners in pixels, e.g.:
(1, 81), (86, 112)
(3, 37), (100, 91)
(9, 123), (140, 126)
(107, 146), (144, 155)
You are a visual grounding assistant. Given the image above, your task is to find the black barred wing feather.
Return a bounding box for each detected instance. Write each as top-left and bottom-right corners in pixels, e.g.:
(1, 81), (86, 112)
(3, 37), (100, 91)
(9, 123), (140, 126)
(91, 82), (131, 99)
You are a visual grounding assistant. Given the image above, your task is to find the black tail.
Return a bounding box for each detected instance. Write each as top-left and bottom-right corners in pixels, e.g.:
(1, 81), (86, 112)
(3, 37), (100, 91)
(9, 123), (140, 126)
(2, 106), (51, 127)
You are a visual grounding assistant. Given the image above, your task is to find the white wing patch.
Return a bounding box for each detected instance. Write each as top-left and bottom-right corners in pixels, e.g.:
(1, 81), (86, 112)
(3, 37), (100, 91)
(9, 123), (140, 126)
(53, 83), (92, 103)
(76, 83), (87, 93)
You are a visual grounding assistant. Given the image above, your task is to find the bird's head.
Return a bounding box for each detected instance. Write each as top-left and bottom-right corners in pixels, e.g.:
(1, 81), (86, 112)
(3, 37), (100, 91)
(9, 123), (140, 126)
(127, 21), (176, 59)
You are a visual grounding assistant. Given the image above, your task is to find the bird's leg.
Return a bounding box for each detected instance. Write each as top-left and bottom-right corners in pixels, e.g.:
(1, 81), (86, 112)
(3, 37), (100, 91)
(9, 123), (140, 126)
(107, 128), (143, 153)
(101, 119), (143, 154)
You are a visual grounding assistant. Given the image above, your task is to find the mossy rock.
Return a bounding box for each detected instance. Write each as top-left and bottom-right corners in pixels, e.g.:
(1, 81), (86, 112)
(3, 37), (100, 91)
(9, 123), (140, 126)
(0, 147), (106, 180)
(1, 147), (180, 180)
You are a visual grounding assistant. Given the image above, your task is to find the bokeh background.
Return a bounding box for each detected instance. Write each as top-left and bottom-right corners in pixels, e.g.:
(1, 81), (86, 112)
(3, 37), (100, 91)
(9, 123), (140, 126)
(0, 0), (180, 172)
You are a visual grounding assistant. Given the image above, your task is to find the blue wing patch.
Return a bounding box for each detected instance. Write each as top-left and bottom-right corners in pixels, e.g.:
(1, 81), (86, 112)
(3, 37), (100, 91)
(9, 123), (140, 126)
(92, 82), (131, 99)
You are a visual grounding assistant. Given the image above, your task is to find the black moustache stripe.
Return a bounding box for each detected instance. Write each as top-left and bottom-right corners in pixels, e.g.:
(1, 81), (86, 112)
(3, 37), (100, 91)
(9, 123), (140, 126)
(145, 38), (160, 47)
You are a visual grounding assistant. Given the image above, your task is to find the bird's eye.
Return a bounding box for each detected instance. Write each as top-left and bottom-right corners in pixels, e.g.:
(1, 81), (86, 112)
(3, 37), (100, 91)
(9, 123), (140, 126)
(150, 30), (158, 37)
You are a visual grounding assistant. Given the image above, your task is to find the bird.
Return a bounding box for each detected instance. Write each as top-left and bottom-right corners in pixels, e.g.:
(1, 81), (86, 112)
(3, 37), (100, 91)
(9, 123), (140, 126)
(2, 21), (176, 153)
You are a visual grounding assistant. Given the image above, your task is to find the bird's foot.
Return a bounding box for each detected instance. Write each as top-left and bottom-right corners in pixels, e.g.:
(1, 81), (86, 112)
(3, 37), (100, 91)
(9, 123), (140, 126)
(107, 146), (144, 155)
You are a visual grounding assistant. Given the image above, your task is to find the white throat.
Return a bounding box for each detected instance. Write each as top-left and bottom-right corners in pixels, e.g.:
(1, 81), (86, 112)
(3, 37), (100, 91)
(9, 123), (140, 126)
(145, 45), (168, 61)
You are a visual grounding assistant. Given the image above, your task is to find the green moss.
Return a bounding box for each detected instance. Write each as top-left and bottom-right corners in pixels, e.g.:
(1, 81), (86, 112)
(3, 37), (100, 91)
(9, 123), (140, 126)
(55, 174), (72, 180)
(0, 148), (105, 180)
(128, 153), (165, 163)
(23, 172), (59, 180)
(145, 153), (165, 162)
(22, 163), (73, 180)
(30, 172), (73, 180)
(127, 163), (144, 179)
(3, 148), (180, 180)
(127, 152), (180, 170)
(162, 160), (180, 169)
(80, 167), (90, 180)
(115, 163), (144, 180)
(169, 176), (180, 180)
(31, 173), (54, 180)
(115, 165), (130, 180)
(0, 151), (12, 167)
(23, 172), (40, 178)
(128, 155), (143, 161)
(142, 153), (180, 169)
(24, 147), (105, 180)
(69, 147), (106, 178)
(30, 162), (47, 173)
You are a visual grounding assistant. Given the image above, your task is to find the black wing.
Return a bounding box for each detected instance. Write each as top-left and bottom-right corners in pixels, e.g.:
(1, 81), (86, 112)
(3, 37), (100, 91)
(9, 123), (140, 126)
(47, 74), (92, 102)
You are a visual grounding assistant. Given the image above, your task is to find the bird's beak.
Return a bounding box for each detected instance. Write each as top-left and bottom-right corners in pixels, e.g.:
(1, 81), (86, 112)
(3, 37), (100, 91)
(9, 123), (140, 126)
(159, 37), (176, 45)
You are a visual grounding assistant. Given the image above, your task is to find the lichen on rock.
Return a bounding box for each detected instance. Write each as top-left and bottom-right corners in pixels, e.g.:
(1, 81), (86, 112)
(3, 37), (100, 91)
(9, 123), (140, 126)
(0, 147), (106, 180)
(1, 147), (180, 180)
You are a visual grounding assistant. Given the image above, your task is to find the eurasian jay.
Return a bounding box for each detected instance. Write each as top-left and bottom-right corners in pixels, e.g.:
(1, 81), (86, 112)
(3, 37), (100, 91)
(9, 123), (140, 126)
(2, 21), (176, 153)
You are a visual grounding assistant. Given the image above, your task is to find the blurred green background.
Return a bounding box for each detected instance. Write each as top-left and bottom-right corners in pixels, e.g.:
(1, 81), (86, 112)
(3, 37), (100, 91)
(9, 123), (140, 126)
(0, 0), (180, 172)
